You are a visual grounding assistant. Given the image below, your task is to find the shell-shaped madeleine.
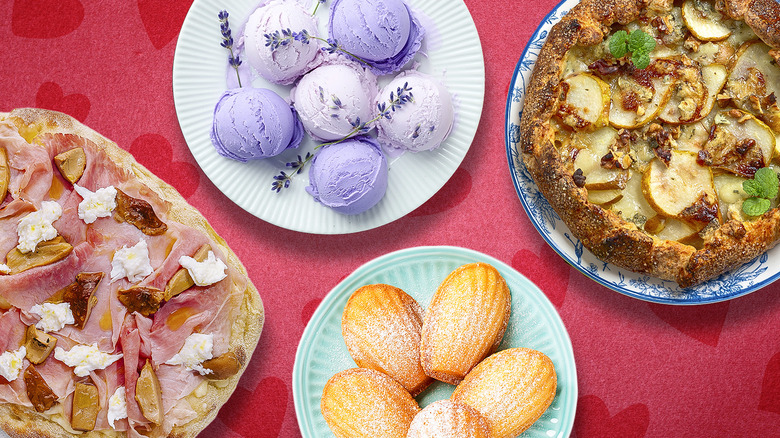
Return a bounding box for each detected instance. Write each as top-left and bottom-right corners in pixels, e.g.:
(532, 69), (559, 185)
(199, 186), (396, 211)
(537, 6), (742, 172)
(420, 263), (511, 384)
(321, 368), (420, 438)
(407, 399), (491, 438)
(342, 284), (432, 396)
(451, 348), (557, 438)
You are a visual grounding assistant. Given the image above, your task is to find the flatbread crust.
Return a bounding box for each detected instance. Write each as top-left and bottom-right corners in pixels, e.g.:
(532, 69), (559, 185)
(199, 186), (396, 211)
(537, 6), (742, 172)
(0, 108), (264, 437)
(520, 0), (780, 287)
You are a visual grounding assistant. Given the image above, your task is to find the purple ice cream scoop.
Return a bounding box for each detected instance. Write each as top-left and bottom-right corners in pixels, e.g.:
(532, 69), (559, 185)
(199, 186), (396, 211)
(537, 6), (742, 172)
(306, 136), (388, 215)
(328, 0), (425, 75)
(242, 0), (322, 85)
(210, 88), (304, 162)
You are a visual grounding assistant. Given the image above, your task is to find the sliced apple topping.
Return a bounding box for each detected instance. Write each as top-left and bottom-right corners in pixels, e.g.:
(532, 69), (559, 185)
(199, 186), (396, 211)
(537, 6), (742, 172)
(610, 169), (660, 230)
(726, 41), (780, 131)
(643, 150), (720, 225)
(659, 64), (727, 124)
(676, 120), (712, 153)
(681, 0), (731, 42)
(572, 127), (629, 190)
(609, 61), (677, 129)
(698, 110), (776, 177)
(556, 73), (611, 131)
(688, 41), (734, 66)
(658, 65), (707, 124)
(654, 218), (706, 246)
(588, 189), (623, 206)
(698, 64), (729, 117)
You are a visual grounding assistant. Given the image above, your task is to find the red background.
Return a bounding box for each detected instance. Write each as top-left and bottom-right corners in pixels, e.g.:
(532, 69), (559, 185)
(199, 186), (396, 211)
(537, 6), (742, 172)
(2, 0), (780, 436)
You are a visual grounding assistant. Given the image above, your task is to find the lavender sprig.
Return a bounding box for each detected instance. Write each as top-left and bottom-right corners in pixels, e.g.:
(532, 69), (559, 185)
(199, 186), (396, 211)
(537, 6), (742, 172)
(264, 29), (370, 66)
(218, 10), (242, 87)
(272, 152), (314, 192)
(312, 0), (327, 15)
(271, 84), (413, 192)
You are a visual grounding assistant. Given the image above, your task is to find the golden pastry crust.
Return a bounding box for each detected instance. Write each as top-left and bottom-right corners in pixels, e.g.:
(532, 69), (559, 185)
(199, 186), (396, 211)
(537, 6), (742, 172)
(321, 368), (420, 438)
(0, 108), (264, 437)
(451, 348), (557, 438)
(420, 263), (511, 385)
(341, 284), (431, 396)
(519, 0), (780, 287)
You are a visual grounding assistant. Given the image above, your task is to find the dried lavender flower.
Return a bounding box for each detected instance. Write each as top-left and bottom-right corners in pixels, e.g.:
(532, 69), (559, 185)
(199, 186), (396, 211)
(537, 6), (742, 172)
(264, 29), (369, 66)
(218, 10), (242, 87)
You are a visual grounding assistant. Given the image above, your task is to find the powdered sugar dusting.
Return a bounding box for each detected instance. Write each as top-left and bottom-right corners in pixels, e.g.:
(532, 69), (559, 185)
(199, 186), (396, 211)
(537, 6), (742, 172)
(342, 284), (431, 395)
(407, 399), (490, 438)
(321, 368), (419, 437)
(421, 263), (511, 384)
(452, 348), (557, 438)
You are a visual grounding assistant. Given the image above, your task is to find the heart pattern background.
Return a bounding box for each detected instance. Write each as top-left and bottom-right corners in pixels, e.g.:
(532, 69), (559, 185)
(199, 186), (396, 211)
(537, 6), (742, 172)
(137, 0), (194, 49)
(511, 245), (569, 307)
(128, 134), (200, 199)
(574, 395), (650, 438)
(3, 0), (780, 437)
(12, 0), (85, 39)
(35, 82), (91, 123)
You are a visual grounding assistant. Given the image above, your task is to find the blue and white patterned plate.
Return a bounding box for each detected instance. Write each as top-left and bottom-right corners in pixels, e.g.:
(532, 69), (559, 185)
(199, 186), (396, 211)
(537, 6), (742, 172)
(504, 0), (780, 304)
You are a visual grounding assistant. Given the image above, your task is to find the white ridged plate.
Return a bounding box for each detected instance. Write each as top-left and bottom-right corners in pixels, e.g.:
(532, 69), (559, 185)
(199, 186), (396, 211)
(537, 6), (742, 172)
(173, 0), (485, 234)
(293, 246), (577, 437)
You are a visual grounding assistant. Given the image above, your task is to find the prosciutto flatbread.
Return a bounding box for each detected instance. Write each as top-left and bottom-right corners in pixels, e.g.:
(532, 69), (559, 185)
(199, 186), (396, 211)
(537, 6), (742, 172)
(0, 108), (264, 437)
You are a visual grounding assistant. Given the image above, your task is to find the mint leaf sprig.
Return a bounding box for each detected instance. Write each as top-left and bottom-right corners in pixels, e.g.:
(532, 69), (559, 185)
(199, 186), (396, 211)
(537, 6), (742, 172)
(742, 167), (780, 216)
(608, 29), (656, 70)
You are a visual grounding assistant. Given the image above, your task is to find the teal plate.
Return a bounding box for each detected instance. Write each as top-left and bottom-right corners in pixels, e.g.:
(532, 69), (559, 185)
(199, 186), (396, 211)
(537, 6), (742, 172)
(293, 246), (577, 437)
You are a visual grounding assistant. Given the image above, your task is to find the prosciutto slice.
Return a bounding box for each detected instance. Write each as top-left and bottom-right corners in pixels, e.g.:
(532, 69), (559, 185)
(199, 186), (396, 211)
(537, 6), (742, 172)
(120, 314), (151, 434)
(0, 241), (94, 309)
(0, 200), (35, 258)
(0, 308), (27, 352)
(0, 122), (52, 206)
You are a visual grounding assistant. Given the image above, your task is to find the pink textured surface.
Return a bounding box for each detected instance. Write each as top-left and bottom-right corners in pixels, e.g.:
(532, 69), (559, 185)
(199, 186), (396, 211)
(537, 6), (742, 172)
(1, 0), (780, 436)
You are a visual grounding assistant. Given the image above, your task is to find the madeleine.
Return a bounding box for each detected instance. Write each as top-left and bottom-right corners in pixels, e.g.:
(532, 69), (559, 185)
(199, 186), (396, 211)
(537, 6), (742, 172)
(342, 284), (431, 396)
(420, 263), (511, 384)
(451, 348), (557, 438)
(321, 368), (420, 438)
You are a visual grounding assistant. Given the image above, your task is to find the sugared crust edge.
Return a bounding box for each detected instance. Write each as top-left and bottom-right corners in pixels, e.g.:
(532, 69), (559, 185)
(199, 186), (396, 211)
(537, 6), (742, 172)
(0, 108), (265, 438)
(519, 0), (780, 287)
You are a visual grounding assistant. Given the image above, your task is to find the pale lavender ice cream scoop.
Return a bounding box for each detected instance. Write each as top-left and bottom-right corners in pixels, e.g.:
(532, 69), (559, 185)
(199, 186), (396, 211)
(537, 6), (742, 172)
(242, 0), (322, 85)
(291, 62), (378, 141)
(328, 0), (424, 75)
(376, 71), (454, 152)
(211, 87), (304, 162)
(306, 136), (388, 215)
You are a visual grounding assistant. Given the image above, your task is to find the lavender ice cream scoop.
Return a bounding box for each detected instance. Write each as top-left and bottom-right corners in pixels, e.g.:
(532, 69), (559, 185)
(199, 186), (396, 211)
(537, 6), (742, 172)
(376, 71), (454, 152)
(242, 0), (322, 85)
(211, 87), (304, 162)
(291, 62), (378, 141)
(306, 136), (388, 215)
(328, 0), (424, 75)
